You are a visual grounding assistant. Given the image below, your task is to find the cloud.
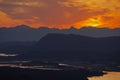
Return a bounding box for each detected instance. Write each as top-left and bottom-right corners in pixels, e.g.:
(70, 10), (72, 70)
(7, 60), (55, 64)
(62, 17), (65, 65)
(0, 11), (43, 28)
(0, 0), (46, 7)
(0, 11), (22, 27)
(0, 0), (120, 29)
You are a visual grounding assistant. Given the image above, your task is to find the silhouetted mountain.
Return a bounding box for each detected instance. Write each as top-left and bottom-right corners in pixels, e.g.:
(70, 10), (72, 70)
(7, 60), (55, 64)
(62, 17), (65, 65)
(27, 33), (120, 62)
(1, 25), (120, 42)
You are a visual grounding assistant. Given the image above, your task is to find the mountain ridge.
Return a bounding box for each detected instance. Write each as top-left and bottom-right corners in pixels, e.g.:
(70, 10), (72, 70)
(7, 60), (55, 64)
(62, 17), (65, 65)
(22, 33), (120, 62)
(1, 25), (120, 42)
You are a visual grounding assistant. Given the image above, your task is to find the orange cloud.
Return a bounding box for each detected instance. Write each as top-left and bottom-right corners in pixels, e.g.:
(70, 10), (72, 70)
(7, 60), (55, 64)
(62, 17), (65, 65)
(0, 0), (120, 29)
(0, 11), (21, 27)
(0, 11), (43, 28)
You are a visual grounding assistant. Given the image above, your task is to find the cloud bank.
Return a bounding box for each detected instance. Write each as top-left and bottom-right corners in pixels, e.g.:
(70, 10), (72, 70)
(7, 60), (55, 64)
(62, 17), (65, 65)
(0, 0), (120, 29)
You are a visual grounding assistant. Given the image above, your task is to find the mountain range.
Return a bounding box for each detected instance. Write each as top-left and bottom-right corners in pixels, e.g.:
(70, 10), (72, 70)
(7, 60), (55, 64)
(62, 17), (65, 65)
(1, 25), (120, 42)
(0, 25), (120, 62)
(21, 33), (120, 62)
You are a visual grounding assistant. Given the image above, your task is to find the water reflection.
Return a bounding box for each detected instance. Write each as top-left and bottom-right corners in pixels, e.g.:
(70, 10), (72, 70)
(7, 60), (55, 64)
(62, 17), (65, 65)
(89, 72), (120, 80)
(0, 63), (61, 70)
(0, 53), (17, 57)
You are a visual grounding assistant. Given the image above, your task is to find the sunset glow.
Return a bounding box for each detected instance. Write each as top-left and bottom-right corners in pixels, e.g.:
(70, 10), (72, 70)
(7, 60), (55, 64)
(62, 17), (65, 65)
(82, 18), (102, 27)
(0, 0), (120, 29)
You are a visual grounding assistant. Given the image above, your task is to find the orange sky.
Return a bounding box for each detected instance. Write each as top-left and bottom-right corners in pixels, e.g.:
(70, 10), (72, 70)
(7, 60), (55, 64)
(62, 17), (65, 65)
(0, 0), (120, 29)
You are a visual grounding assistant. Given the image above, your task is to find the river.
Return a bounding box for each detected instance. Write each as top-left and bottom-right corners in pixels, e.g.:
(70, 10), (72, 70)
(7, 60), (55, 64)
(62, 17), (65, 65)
(89, 72), (120, 80)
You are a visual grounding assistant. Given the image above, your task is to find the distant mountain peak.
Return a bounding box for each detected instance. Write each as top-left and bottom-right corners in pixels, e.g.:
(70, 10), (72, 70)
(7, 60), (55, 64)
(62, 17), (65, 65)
(15, 24), (32, 29)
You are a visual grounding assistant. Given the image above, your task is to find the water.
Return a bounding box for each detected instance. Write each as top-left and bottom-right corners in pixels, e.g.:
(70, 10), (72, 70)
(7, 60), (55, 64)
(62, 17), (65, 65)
(0, 53), (18, 57)
(89, 72), (120, 80)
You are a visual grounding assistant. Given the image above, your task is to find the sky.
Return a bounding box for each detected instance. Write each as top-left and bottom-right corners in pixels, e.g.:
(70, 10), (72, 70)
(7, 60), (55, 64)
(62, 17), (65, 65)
(0, 0), (120, 29)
